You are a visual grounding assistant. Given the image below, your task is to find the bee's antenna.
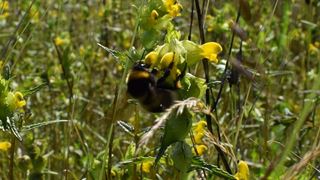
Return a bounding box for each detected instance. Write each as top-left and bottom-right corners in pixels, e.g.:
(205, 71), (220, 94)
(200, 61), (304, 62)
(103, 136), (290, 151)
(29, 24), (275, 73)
(136, 49), (147, 64)
(178, 63), (188, 80)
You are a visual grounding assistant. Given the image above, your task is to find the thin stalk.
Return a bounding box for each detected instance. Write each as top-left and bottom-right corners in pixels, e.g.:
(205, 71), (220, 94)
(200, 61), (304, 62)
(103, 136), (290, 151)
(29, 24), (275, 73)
(99, 1), (141, 178)
(262, 75), (320, 179)
(233, 80), (252, 149)
(0, 0), (36, 61)
(194, 0), (232, 173)
(211, 8), (241, 113)
(188, 0), (194, 41)
(9, 136), (16, 180)
(107, 87), (118, 179)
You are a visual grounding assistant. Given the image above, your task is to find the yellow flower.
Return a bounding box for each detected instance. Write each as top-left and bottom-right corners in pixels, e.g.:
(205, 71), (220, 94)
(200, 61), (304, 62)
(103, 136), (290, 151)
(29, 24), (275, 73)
(234, 161), (250, 180)
(163, 0), (174, 7)
(30, 6), (39, 23)
(54, 36), (70, 46)
(0, 141), (11, 151)
(145, 51), (159, 67)
(141, 160), (153, 173)
(160, 52), (175, 69)
(150, 10), (159, 23)
(194, 144), (207, 156)
(0, 1), (9, 10)
(6, 91), (26, 110)
(309, 43), (319, 55)
(206, 15), (214, 32)
(98, 6), (105, 17)
(194, 120), (207, 133)
(14, 92), (26, 108)
(193, 120), (207, 144)
(200, 42), (223, 63)
(0, 1), (10, 20)
(194, 132), (204, 144)
(163, 0), (182, 17)
(0, 12), (9, 19)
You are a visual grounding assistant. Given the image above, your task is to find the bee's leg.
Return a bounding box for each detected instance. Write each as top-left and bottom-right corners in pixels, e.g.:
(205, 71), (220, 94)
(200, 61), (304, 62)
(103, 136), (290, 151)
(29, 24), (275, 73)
(174, 63), (187, 89)
(177, 63), (187, 81)
(157, 61), (174, 86)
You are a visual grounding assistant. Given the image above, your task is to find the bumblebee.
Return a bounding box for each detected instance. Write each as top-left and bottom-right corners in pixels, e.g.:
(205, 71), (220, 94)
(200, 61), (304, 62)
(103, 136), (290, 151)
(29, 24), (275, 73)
(127, 61), (186, 112)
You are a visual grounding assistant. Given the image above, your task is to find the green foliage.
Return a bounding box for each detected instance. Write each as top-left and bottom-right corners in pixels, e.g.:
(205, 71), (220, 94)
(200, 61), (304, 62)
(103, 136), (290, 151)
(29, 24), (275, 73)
(0, 0), (319, 179)
(171, 141), (192, 173)
(155, 107), (192, 165)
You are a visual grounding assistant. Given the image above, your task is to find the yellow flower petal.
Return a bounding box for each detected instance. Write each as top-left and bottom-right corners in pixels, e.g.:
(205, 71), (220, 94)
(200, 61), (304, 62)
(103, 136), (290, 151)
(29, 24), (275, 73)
(6, 91), (26, 110)
(194, 132), (205, 144)
(54, 36), (70, 46)
(163, 0), (182, 17)
(145, 51), (159, 66)
(194, 120), (207, 133)
(309, 43), (318, 55)
(0, 141), (11, 151)
(200, 42), (223, 63)
(168, 4), (182, 17)
(234, 160), (250, 180)
(98, 6), (105, 17)
(160, 52), (175, 69)
(0, 1), (9, 10)
(142, 161), (153, 173)
(14, 92), (26, 108)
(150, 10), (159, 22)
(163, 0), (175, 8)
(194, 144), (207, 156)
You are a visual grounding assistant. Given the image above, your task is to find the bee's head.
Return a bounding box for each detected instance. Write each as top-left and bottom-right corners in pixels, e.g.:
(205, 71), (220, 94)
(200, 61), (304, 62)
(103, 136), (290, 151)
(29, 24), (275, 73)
(127, 63), (155, 99)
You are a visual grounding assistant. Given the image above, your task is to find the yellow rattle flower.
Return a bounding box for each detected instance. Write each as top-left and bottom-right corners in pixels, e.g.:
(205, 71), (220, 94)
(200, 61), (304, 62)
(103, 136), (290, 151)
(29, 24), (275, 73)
(200, 42), (223, 63)
(0, 141), (11, 151)
(234, 160), (250, 180)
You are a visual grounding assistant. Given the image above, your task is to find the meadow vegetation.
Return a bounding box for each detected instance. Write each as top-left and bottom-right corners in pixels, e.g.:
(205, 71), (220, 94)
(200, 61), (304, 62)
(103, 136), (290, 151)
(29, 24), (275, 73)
(0, 0), (319, 179)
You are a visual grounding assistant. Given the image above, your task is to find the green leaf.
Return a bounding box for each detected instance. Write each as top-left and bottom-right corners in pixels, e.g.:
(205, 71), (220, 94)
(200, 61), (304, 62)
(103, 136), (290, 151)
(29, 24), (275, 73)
(171, 141), (192, 173)
(141, 29), (160, 50)
(191, 157), (236, 180)
(7, 116), (22, 141)
(22, 83), (47, 97)
(155, 108), (192, 165)
(182, 40), (202, 66)
(179, 73), (207, 99)
(97, 43), (123, 59)
(117, 120), (134, 137)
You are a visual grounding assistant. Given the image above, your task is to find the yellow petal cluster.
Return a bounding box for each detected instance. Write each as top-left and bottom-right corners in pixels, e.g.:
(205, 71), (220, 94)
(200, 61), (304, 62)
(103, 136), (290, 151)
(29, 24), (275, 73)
(192, 120), (208, 155)
(150, 10), (159, 23)
(141, 160), (153, 173)
(200, 42), (223, 63)
(54, 36), (70, 46)
(194, 132), (204, 144)
(195, 144), (207, 156)
(145, 51), (159, 67)
(234, 160), (250, 180)
(160, 52), (175, 69)
(0, 1), (10, 19)
(6, 91), (26, 111)
(309, 41), (319, 55)
(194, 120), (207, 133)
(0, 1), (9, 10)
(0, 141), (11, 151)
(163, 0), (182, 17)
